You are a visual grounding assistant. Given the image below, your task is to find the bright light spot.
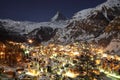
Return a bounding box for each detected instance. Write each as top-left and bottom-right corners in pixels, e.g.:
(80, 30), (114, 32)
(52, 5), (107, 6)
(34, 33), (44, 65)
(95, 60), (101, 65)
(25, 50), (29, 55)
(26, 69), (39, 76)
(32, 53), (36, 57)
(20, 45), (25, 49)
(0, 52), (4, 55)
(102, 54), (107, 57)
(73, 52), (79, 56)
(17, 71), (22, 74)
(28, 39), (33, 44)
(52, 48), (57, 51)
(93, 78), (97, 80)
(64, 71), (79, 78)
(115, 56), (120, 61)
(92, 70), (100, 75)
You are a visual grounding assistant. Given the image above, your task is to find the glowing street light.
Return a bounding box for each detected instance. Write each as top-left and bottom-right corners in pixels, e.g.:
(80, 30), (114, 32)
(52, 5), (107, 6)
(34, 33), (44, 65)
(28, 39), (33, 44)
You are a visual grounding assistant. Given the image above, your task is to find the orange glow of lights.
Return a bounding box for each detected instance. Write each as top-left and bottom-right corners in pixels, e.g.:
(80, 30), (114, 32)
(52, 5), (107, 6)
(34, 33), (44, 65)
(32, 53), (36, 57)
(102, 54), (107, 57)
(20, 45), (25, 49)
(17, 71), (22, 74)
(64, 70), (79, 78)
(97, 49), (104, 54)
(92, 70), (100, 75)
(17, 58), (21, 62)
(115, 56), (120, 61)
(95, 60), (101, 65)
(26, 69), (39, 76)
(0, 52), (4, 55)
(73, 51), (79, 56)
(28, 39), (33, 44)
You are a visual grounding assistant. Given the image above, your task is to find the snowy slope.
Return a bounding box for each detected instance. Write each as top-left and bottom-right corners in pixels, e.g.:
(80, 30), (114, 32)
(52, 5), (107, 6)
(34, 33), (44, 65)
(73, 8), (94, 20)
(73, 0), (120, 20)
(0, 19), (68, 35)
(0, 13), (69, 42)
(96, 0), (120, 10)
(49, 0), (120, 45)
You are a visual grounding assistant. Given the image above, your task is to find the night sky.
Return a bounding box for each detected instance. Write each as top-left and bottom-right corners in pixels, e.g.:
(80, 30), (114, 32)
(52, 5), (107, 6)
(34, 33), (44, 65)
(0, 0), (106, 22)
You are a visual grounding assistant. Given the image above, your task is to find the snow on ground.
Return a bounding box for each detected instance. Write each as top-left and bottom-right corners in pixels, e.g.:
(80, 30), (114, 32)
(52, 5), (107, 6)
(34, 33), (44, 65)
(72, 8), (94, 20)
(96, 0), (120, 10)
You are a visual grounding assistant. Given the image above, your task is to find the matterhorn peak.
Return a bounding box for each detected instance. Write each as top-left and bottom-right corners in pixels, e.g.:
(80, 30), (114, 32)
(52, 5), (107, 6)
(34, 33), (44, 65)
(51, 11), (67, 22)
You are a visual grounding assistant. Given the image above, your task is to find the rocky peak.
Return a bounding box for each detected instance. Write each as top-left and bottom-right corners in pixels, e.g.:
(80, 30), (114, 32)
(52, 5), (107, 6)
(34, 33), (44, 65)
(51, 11), (67, 22)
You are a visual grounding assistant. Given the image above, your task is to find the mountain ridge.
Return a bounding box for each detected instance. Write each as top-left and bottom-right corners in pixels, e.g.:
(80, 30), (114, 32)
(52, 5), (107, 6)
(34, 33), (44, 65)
(0, 0), (120, 52)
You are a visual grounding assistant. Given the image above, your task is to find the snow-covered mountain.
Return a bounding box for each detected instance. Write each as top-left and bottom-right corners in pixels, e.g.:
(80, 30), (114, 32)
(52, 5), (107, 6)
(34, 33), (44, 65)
(0, 12), (69, 42)
(73, 0), (120, 20)
(0, 0), (120, 53)
(0, 18), (68, 34)
(47, 0), (120, 54)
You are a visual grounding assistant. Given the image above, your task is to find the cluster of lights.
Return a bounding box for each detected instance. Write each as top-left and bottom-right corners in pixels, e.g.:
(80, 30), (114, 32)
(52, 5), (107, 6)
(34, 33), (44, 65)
(0, 41), (120, 80)
(24, 42), (120, 79)
(21, 42), (104, 79)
